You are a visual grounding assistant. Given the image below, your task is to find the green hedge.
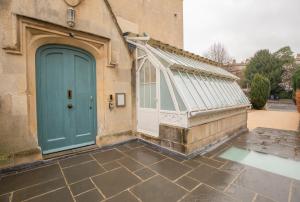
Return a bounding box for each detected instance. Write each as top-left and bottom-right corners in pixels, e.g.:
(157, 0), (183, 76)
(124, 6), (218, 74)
(250, 74), (270, 109)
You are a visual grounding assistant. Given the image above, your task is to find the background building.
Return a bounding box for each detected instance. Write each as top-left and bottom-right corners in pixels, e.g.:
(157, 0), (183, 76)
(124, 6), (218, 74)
(223, 60), (248, 88)
(296, 54), (300, 65)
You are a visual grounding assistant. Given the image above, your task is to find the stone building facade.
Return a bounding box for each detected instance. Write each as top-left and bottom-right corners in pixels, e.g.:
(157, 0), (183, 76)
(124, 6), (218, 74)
(223, 60), (248, 88)
(0, 0), (248, 168)
(0, 0), (182, 166)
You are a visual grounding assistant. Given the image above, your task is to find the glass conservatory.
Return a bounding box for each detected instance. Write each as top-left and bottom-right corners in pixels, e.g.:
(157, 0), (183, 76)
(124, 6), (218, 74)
(126, 36), (250, 155)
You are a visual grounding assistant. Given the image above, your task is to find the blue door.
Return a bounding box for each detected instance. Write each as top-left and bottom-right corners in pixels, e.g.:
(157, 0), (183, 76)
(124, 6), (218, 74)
(36, 45), (97, 154)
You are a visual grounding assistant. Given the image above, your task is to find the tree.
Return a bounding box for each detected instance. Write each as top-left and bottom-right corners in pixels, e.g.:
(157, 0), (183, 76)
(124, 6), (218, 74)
(245, 46), (296, 95)
(204, 42), (231, 64)
(275, 47), (296, 91)
(250, 74), (270, 109)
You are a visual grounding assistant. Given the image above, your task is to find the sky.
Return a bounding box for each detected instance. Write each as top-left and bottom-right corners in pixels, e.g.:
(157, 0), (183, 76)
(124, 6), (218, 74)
(183, 0), (300, 62)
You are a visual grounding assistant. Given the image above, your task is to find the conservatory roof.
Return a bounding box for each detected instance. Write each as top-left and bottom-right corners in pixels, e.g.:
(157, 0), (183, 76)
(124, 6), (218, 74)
(127, 35), (250, 115)
(148, 39), (239, 80)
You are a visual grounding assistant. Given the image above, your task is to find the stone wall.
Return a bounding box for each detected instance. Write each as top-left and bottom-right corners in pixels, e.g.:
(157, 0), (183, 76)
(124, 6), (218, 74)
(108, 0), (184, 48)
(140, 108), (248, 156)
(186, 109), (248, 154)
(0, 0), (133, 163)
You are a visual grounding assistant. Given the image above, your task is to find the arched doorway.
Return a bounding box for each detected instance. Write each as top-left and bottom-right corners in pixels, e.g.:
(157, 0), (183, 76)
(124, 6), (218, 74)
(36, 44), (97, 154)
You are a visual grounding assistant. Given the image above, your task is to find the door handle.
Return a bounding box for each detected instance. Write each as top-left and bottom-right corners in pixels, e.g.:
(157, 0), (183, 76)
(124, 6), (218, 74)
(67, 104), (73, 109)
(67, 90), (72, 99)
(89, 96), (93, 110)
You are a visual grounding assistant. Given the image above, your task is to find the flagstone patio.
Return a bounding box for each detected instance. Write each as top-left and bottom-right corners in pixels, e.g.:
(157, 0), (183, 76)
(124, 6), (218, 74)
(0, 128), (299, 202)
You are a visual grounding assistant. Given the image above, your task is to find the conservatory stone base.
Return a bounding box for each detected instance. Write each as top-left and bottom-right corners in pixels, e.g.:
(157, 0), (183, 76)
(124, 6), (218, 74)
(138, 108), (248, 157)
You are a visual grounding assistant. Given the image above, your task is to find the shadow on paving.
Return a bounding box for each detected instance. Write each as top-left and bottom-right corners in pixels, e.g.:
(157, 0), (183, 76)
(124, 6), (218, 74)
(0, 127), (299, 202)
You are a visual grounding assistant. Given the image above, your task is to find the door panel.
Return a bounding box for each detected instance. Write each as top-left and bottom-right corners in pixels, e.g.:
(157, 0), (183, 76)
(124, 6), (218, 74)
(36, 45), (96, 154)
(73, 54), (95, 144)
(137, 59), (159, 137)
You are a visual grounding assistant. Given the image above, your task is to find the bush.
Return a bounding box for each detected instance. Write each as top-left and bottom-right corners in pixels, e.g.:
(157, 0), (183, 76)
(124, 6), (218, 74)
(292, 68), (300, 92)
(278, 91), (293, 99)
(250, 74), (270, 109)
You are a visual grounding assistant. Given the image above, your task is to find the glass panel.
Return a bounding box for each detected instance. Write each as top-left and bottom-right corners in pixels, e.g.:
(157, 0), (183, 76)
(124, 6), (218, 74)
(145, 85), (151, 108)
(208, 77), (228, 107)
(194, 74), (217, 109)
(181, 72), (206, 110)
(221, 80), (235, 106)
(150, 64), (156, 83)
(139, 60), (157, 109)
(139, 84), (145, 108)
(213, 78), (233, 106)
(225, 80), (240, 105)
(189, 73), (213, 109)
(172, 70), (198, 110)
(223, 80), (238, 106)
(140, 63), (145, 83)
(200, 75), (222, 108)
(233, 82), (248, 104)
(145, 62), (150, 83)
(210, 77), (229, 107)
(219, 147), (300, 181)
(160, 72), (175, 111)
(170, 80), (187, 111)
(150, 83), (156, 108)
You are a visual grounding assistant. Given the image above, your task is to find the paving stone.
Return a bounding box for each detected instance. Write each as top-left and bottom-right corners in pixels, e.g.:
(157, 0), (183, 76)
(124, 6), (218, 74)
(134, 168), (156, 180)
(63, 161), (105, 184)
(104, 191), (139, 202)
(203, 143), (230, 158)
(220, 161), (245, 176)
(0, 193), (11, 202)
(115, 145), (131, 152)
(212, 156), (229, 163)
(26, 187), (73, 202)
(0, 164), (62, 195)
(167, 155), (185, 162)
(59, 154), (93, 168)
(193, 156), (224, 168)
(75, 189), (103, 202)
(12, 178), (66, 202)
(291, 180), (300, 202)
(182, 159), (201, 168)
(188, 164), (235, 191)
(125, 147), (165, 166)
(125, 141), (144, 149)
(255, 195), (276, 202)
(102, 161), (122, 171)
(150, 159), (191, 180)
(131, 175), (186, 202)
(176, 176), (200, 191)
(92, 167), (140, 197)
(181, 184), (237, 202)
(235, 167), (290, 202)
(69, 178), (94, 196)
(92, 149), (124, 164)
(225, 183), (256, 202)
(118, 157), (144, 171)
